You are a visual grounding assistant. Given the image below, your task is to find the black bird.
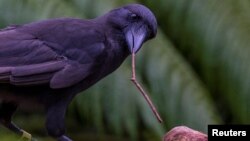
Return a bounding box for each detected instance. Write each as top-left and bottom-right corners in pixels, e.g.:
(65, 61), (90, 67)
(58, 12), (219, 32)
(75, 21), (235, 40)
(0, 4), (157, 141)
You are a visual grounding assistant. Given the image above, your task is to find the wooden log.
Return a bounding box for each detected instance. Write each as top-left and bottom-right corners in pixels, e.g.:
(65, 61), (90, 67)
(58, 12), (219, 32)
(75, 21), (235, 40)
(163, 126), (207, 141)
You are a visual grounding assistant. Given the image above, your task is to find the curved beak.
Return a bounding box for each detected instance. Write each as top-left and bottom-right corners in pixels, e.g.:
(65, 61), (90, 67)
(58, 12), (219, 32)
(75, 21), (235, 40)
(126, 27), (146, 53)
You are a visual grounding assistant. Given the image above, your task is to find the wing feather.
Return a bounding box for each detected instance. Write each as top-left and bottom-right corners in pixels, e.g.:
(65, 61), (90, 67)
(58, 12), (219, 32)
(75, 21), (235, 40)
(0, 21), (107, 89)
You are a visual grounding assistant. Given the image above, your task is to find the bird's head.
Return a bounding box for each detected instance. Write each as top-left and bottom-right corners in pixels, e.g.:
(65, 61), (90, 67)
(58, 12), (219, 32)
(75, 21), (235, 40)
(105, 4), (157, 53)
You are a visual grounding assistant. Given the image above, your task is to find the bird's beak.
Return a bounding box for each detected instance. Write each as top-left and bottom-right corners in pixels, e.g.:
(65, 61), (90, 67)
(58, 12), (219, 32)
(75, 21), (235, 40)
(126, 27), (146, 53)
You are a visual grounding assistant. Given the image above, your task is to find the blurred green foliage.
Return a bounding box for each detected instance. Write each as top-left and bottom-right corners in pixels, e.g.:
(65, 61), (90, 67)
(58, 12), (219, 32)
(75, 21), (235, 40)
(1, 0), (249, 141)
(141, 0), (250, 124)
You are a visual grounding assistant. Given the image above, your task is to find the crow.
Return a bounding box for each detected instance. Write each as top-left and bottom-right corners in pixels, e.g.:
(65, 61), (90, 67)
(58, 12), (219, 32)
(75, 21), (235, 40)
(0, 4), (157, 141)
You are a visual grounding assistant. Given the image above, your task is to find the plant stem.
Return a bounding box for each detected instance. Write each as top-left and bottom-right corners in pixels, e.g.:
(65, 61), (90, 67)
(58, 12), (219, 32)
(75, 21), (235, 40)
(131, 52), (163, 123)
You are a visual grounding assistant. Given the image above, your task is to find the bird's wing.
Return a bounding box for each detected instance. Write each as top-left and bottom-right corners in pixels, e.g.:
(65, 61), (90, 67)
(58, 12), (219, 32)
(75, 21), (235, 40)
(0, 26), (106, 89)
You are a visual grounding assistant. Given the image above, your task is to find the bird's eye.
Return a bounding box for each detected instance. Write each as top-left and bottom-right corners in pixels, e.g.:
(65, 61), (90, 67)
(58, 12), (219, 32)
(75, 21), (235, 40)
(130, 13), (140, 20)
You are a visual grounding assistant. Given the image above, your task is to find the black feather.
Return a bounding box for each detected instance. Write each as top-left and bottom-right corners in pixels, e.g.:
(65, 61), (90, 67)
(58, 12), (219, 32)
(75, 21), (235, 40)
(0, 4), (157, 141)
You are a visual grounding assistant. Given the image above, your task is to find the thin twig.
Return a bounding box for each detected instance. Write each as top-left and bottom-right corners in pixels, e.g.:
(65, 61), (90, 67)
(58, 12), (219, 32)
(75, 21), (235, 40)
(131, 52), (163, 123)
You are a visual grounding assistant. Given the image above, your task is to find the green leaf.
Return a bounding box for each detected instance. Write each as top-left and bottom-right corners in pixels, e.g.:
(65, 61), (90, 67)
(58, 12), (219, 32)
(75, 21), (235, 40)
(142, 0), (250, 123)
(139, 31), (222, 132)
